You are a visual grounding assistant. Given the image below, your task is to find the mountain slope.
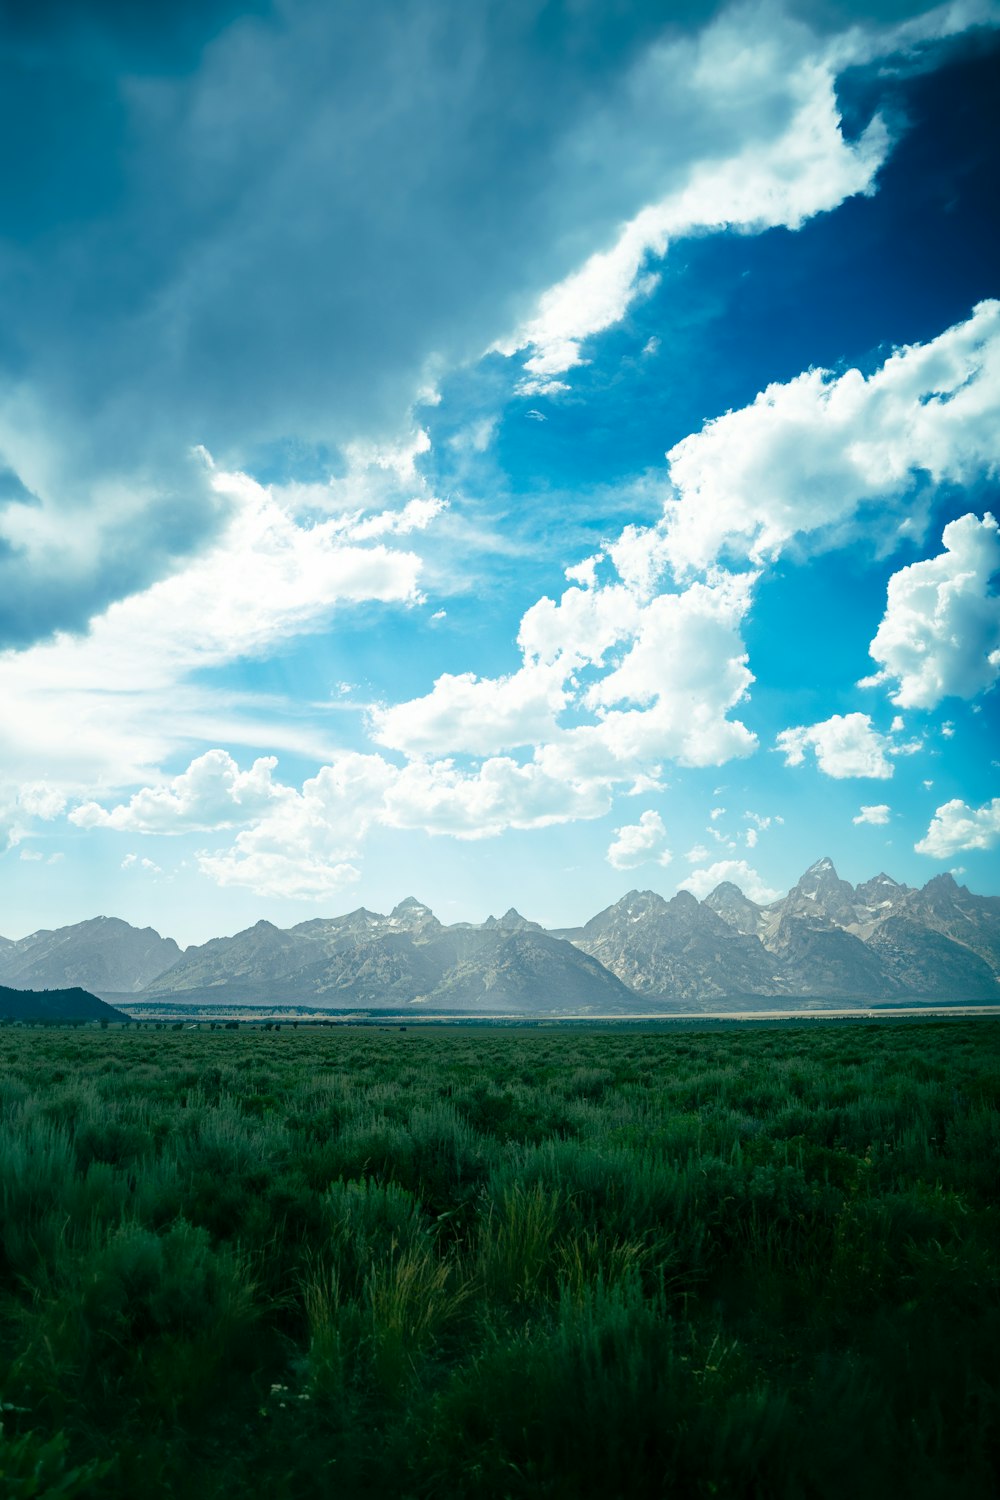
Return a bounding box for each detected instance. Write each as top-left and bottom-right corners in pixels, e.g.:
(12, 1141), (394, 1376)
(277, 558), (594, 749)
(422, 930), (636, 1010)
(866, 915), (1000, 999)
(571, 889), (787, 1002)
(0, 917), (181, 996)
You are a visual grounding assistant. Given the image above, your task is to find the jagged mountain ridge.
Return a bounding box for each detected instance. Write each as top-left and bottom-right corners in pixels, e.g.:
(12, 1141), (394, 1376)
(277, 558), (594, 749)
(0, 916), (181, 995)
(137, 900), (633, 1010)
(561, 889), (791, 1003)
(3, 862), (1000, 1009)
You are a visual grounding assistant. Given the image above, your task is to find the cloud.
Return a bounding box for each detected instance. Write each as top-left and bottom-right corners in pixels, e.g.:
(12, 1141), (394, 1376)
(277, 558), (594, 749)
(4, 0), (913, 649)
(0, 461), (439, 787)
(7, 3), (997, 904)
(16, 783), (67, 821)
(743, 810), (776, 848)
(11, 451), (762, 878)
(0, 434), (223, 650)
(584, 574), (755, 717)
(7, 0), (989, 649)
(383, 758), (611, 840)
(519, 580), (644, 672)
(196, 753), (398, 899)
(861, 512), (1000, 708)
(558, 573), (757, 774)
(679, 859), (780, 904)
(346, 496), (445, 542)
(515, 379), (570, 399)
(375, 544), (758, 793)
(776, 712), (895, 778)
(194, 750), (612, 897)
(0, 0), (661, 642)
(370, 665), (569, 758)
(915, 796), (1000, 857)
(503, 5), (893, 378)
(81, 743), (613, 899)
(853, 803), (892, 825)
(0, 781), (67, 852)
(72, 749), (282, 833)
(657, 300), (1000, 575)
(606, 810), (672, 871)
(200, 848), (363, 903)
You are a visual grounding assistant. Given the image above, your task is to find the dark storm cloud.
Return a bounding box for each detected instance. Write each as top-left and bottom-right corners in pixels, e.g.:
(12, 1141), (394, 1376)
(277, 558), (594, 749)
(0, 0), (954, 647)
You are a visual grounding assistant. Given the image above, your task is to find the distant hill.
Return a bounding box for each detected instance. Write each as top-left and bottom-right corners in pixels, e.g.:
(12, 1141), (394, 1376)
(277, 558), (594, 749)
(6, 861), (1000, 1012)
(0, 984), (128, 1023)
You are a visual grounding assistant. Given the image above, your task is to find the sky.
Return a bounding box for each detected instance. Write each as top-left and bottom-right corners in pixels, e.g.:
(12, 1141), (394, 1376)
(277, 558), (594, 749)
(1, 0), (999, 947)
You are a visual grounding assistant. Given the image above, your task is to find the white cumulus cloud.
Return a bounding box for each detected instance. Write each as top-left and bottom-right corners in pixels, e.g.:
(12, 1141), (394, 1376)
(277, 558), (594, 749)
(370, 665), (569, 758)
(196, 753), (399, 899)
(660, 300), (1000, 574)
(776, 712), (895, 779)
(606, 810), (672, 871)
(853, 804), (892, 825)
(94, 746), (615, 900)
(862, 512), (1000, 708)
(915, 797), (1000, 857)
(383, 758), (610, 840)
(71, 750), (283, 833)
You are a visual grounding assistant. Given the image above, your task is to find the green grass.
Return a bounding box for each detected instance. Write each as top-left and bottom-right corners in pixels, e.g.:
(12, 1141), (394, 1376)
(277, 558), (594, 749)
(0, 1021), (998, 1497)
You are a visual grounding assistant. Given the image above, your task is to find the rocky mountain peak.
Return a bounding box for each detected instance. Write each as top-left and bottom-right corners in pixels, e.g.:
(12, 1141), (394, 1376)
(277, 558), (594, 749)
(708, 880), (745, 900)
(704, 881), (764, 936)
(799, 857), (844, 887)
(620, 889), (671, 916)
(670, 889), (701, 911)
(388, 898), (441, 934)
(855, 872), (907, 909)
(484, 908), (540, 933)
(786, 856), (859, 925)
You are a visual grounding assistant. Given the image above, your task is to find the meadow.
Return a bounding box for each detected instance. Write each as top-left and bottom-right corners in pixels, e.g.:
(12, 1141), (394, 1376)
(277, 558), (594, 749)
(1, 1019), (998, 1498)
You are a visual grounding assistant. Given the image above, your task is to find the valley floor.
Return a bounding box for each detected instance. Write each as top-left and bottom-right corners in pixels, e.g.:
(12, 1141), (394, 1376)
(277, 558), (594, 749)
(118, 999), (1000, 1026)
(1, 1021), (998, 1497)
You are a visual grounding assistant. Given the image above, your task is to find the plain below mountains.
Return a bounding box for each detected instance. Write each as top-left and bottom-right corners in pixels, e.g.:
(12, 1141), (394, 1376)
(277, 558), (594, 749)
(2, 861), (999, 1013)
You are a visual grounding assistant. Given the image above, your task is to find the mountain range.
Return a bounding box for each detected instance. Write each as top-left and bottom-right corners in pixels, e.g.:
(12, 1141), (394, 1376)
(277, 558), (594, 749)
(2, 860), (999, 1012)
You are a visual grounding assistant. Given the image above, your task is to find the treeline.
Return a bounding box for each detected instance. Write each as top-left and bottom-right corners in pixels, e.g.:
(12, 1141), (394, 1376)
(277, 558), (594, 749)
(0, 1023), (998, 1497)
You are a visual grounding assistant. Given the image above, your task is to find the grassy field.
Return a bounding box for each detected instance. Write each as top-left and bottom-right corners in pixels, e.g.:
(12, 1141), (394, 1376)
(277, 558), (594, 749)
(1, 1020), (998, 1498)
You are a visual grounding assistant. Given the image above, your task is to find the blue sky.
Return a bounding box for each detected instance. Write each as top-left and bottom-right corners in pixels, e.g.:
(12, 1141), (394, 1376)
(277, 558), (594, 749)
(1, 0), (998, 946)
